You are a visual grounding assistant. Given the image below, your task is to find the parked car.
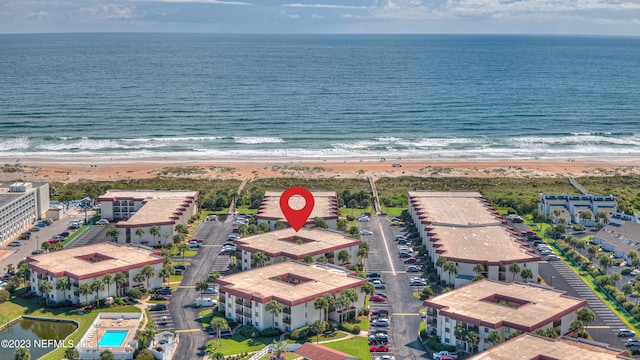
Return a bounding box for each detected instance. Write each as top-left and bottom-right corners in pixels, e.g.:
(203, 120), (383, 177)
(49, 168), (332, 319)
(371, 309), (389, 316)
(227, 234), (241, 240)
(155, 287), (173, 295)
(188, 241), (202, 248)
(618, 329), (636, 337)
(394, 235), (406, 241)
(546, 255), (561, 261)
(406, 265), (422, 273)
(96, 219), (109, 225)
(390, 221), (404, 226)
(369, 294), (387, 302)
(397, 239), (408, 245)
(203, 287), (217, 295)
(18, 234), (30, 240)
(410, 278), (428, 286)
(358, 216), (370, 222)
(370, 344), (389, 352)
(150, 304), (167, 311)
(367, 272), (381, 279)
(372, 318), (390, 327)
(150, 294), (168, 301)
(403, 257), (418, 264)
(399, 252), (412, 258)
(31, 249), (46, 255)
(372, 280), (386, 289)
(433, 351), (458, 360)
(59, 231), (70, 238)
(360, 230), (373, 235)
(29, 227), (40, 232)
(8, 241), (21, 247)
(626, 339), (640, 347)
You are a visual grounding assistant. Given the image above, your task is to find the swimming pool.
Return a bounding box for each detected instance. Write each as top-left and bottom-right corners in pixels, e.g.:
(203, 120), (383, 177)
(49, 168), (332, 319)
(98, 330), (128, 347)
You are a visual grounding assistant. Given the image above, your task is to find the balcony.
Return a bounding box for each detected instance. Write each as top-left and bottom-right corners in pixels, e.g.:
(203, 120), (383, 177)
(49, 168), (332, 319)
(243, 311), (252, 317)
(467, 326), (479, 333)
(427, 308), (438, 317)
(243, 301), (252, 308)
(218, 297), (226, 304)
(427, 318), (437, 326)
(235, 299), (244, 306)
(235, 308), (243, 316)
(283, 307), (291, 315)
(283, 317), (291, 325)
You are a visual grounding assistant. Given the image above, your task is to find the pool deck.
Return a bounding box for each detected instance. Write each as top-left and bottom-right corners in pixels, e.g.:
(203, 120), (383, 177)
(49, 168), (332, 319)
(81, 318), (139, 349)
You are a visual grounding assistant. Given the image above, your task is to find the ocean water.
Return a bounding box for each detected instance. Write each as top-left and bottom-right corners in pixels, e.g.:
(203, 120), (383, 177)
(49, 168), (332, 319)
(0, 33), (639, 161)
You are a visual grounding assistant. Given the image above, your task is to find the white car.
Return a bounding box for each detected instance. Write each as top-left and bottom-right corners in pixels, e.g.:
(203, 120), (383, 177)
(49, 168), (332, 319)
(188, 241), (202, 248)
(358, 216), (369, 222)
(360, 230), (373, 235)
(372, 280), (386, 289)
(96, 219), (109, 225)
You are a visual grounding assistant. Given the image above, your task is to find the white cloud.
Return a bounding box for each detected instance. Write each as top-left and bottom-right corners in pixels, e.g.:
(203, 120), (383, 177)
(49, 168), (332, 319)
(77, 4), (138, 20)
(283, 3), (368, 9)
(131, 0), (251, 4)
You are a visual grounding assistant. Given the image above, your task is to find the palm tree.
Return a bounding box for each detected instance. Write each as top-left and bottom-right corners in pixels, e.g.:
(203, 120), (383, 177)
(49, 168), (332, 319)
(196, 280), (209, 300)
(444, 261), (457, 285)
(141, 265), (155, 289)
(577, 308), (595, 329)
(465, 331), (479, 353)
(56, 276), (71, 302)
(135, 227), (145, 243)
(509, 263), (521, 281)
(265, 300), (283, 330)
(553, 208), (562, 223)
(80, 283), (92, 304)
(343, 288), (359, 320)
(160, 267), (172, 287)
(271, 340), (288, 359)
(611, 272), (622, 287)
(473, 264), (485, 276)
(623, 282), (635, 298)
(99, 349), (115, 360)
(312, 320), (324, 343)
(178, 242), (189, 263)
(336, 291), (351, 323)
(38, 280), (53, 305)
(314, 297), (328, 325)
(599, 253), (613, 272)
(64, 347), (79, 360)
(150, 225), (161, 245)
(163, 232), (170, 245)
(209, 317), (229, 346)
(321, 294), (335, 322)
(487, 330), (502, 347)
(133, 272), (146, 289)
(7, 264), (15, 275)
(316, 255), (328, 264)
(569, 320), (584, 337)
(106, 226), (119, 242)
(587, 246), (598, 261)
(102, 274), (114, 297)
(252, 252), (268, 268)
(337, 249), (350, 264)
(436, 256), (447, 282)
(520, 269), (533, 283)
(453, 322), (466, 348)
(14, 347), (30, 360)
(208, 271), (221, 283)
(115, 272), (127, 296)
(302, 255), (313, 264)
(91, 279), (105, 307)
(361, 282), (375, 297)
(596, 211), (608, 225)
(175, 224), (189, 235)
(575, 239), (587, 254)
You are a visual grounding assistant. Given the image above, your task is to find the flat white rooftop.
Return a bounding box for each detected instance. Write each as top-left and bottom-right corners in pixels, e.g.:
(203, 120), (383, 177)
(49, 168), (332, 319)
(235, 228), (360, 258)
(256, 190), (338, 222)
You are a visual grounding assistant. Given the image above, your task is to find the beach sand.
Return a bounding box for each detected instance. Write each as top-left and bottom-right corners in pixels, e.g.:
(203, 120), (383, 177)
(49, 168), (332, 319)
(2, 157), (640, 183)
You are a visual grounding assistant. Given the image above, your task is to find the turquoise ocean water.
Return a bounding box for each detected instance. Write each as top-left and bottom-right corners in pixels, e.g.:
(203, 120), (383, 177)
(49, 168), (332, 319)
(0, 33), (639, 160)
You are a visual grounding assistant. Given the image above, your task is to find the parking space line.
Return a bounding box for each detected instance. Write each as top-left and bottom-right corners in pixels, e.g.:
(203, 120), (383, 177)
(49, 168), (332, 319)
(175, 328), (202, 333)
(376, 218), (396, 275)
(585, 325), (612, 329)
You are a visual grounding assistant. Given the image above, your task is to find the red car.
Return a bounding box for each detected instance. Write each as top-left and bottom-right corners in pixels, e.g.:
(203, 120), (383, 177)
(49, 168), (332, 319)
(371, 308), (389, 316)
(403, 257), (417, 264)
(369, 294), (387, 302)
(370, 344), (389, 352)
(150, 294), (168, 301)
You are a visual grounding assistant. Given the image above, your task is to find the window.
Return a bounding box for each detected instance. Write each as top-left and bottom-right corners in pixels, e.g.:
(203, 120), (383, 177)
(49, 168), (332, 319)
(445, 318), (450, 323)
(505, 328), (511, 333)
(275, 322), (278, 327)
(484, 327), (489, 333)
(445, 327), (450, 333)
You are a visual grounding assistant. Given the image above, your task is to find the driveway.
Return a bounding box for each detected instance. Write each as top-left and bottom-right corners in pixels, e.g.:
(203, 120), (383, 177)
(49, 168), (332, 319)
(361, 215), (429, 360)
(170, 220), (232, 360)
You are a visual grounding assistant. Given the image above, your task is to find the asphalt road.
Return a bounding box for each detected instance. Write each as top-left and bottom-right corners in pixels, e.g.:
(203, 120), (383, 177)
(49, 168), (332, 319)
(171, 219), (232, 360)
(361, 215), (429, 360)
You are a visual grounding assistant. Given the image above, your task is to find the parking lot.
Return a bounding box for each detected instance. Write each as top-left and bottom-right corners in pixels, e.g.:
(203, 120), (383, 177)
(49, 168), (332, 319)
(360, 215), (427, 360)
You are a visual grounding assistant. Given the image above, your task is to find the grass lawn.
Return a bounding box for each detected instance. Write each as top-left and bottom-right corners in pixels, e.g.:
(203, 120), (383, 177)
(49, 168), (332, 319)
(198, 309), (213, 329)
(172, 249), (198, 257)
(169, 274), (183, 284)
(380, 207), (404, 216)
(61, 225), (90, 247)
(0, 296), (141, 360)
(258, 352), (298, 360)
(341, 316), (369, 332)
(172, 261), (191, 267)
(233, 207), (259, 215)
(206, 333), (283, 356)
(322, 336), (371, 360)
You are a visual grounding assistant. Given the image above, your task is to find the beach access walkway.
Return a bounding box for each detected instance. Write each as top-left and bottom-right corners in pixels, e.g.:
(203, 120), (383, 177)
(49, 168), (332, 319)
(567, 176), (591, 195)
(368, 176), (382, 215)
(229, 178), (249, 214)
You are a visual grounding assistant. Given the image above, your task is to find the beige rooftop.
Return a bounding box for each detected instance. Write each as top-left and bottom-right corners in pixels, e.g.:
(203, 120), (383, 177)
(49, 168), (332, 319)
(430, 225), (537, 263)
(257, 190), (338, 221)
(468, 333), (627, 360)
(235, 228), (360, 257)
(120, 198), (188, 225)
(217, 261), (365, 305)
(424, 280), (585, 330)
(98, 190), (198, 200)
(409, 191), (501, 226)
(28, 243), (164, 280)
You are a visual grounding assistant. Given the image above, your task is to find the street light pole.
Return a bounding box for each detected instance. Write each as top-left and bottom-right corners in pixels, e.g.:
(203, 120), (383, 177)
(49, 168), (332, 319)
(550, 276), (555, 287)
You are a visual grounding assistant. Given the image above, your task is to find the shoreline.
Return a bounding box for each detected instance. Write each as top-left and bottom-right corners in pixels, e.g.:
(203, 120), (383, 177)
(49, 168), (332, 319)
(2, 156), (640, 183)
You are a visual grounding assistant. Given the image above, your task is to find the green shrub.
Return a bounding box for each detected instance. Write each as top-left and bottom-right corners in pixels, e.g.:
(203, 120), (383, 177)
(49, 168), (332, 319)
(290, 325), (315, 340)
(352, 325), (361, 334)
(135, 349), (155, 360)
(623, 301), (635, 312)
(127, 288), (142, 299)
(615, 294), (628, 304)
(0, 289), (10, 302)
(259, 328), (281, 337)
(621, 267), (634, 276)
(237, 325), (259, 338)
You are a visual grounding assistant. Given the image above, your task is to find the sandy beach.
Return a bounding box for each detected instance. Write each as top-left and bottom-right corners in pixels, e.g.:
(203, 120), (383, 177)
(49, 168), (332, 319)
(2, 156), (640, 183)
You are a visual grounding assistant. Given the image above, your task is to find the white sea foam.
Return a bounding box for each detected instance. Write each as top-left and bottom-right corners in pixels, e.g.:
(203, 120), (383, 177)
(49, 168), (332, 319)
(0, 137), (29, 151)
(233, 137), (284, 144)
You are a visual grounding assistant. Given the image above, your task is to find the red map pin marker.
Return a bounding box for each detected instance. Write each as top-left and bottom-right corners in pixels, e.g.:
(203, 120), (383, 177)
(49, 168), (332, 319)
(279, 187), (315, 232)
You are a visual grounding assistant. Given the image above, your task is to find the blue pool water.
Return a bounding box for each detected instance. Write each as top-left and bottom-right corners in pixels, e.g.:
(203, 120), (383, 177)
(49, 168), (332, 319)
(98, 330), (128, 347)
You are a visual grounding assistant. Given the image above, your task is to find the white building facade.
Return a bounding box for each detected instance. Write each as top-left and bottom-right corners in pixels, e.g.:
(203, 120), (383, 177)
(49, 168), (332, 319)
(0, 182), (49, 245)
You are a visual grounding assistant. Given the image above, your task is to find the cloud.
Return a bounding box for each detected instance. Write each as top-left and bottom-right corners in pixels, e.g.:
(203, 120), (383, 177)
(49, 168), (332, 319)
(131, 0), (250, 4)
(76, 4), (138, 20)
(283, 3), (368, 9)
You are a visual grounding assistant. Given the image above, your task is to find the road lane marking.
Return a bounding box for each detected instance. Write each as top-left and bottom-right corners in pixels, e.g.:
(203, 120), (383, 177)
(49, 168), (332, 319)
(377, 217), (396, 275)
(175, 328), (202, 333)
(585, 325), (612, 329)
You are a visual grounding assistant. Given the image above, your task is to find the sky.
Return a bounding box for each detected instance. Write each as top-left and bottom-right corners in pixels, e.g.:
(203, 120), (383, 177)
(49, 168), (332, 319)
(1, 0), (640, 35)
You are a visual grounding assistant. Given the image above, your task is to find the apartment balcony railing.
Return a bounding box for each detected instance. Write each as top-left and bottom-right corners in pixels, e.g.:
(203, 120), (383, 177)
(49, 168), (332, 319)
(283, 307), (291, 315)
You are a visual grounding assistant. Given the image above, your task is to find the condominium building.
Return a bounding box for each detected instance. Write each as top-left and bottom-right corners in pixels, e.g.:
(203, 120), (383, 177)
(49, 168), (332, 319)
(235, 228), (361, 270)
(592, 219), (640, 260)
(256, 190), (338, 230)
(423, 280), (586, 353)
(408, 191), (540, 287)
(467, 333), (629, 359)
(97, 190), (198, 246)
(216, 261), (366, 332)
(539, 194), (616, 226)
(0, 182), (49, 245)
(28, 243), (165, 304)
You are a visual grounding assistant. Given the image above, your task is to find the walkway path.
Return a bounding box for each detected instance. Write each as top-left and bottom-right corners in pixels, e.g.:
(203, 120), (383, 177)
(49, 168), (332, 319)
(368, 176), (381, 215)
(567, 176), (591, 195)
(228, 178), (249, 214)
(548, 260), (625, 330)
